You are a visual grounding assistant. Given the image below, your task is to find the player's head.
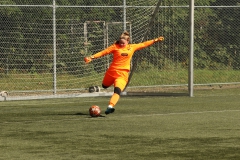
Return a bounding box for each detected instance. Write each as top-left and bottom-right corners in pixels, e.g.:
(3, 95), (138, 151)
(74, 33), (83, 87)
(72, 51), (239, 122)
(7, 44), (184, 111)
(116, 31), (130, 47)
(119, 31), (130, 42)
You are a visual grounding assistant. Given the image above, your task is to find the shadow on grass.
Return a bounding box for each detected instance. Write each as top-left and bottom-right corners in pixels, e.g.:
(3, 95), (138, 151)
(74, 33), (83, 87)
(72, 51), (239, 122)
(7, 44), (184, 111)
(75, 112), (89, 116)
(75, 112), (106, 118)
(56, 112), (106, 118)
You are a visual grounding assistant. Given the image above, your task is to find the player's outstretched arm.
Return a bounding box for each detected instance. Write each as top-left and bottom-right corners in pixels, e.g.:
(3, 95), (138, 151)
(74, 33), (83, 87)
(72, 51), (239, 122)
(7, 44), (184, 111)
(135, 36), (165, 51)
(84, 44), (116, 64)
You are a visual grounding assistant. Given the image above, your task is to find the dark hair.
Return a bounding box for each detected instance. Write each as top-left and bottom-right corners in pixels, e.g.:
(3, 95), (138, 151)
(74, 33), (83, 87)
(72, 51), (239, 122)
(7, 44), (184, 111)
(115, 31), (130, 44)
(120, 31), (130, 41)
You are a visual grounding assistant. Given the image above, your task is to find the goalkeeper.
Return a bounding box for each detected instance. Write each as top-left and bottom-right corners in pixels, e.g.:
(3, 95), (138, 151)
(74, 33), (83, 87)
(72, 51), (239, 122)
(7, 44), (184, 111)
(84, 31), (164, 115)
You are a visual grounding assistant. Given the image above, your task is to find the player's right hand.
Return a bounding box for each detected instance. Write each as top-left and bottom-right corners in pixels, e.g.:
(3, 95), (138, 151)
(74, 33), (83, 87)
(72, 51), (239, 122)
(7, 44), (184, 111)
(84, 57), (92, 63)
(154, 36), (164, 42)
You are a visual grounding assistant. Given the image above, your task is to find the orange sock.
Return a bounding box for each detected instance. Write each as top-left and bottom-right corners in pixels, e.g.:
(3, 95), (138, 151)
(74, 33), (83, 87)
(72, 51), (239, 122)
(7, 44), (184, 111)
(109, 93), (120, 107)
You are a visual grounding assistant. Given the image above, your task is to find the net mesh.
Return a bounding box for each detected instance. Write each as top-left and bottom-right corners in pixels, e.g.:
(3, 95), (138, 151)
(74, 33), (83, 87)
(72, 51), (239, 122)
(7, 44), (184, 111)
(1, 0), (239, 100)
(0, 1), (160, 98)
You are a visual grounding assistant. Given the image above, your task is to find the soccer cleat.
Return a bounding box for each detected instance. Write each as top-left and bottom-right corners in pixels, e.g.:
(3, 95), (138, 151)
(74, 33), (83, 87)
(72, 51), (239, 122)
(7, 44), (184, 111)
(105, 107), (115, 115)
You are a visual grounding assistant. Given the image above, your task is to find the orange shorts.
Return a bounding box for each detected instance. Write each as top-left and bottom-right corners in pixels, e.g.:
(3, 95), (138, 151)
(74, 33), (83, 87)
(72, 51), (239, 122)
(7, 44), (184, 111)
(102, 69), (129, 91)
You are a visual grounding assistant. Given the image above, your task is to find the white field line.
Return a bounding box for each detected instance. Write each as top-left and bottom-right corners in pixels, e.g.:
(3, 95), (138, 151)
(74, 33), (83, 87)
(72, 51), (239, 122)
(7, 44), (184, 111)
(1, 109), (240, 124)
(1, 99), (106, 106)
(0, 97), (150, 107)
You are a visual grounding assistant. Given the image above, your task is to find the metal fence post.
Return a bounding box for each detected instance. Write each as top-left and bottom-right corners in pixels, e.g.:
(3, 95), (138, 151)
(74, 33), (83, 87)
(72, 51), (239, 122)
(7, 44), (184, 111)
(123, 0), (126, 31)
(189, 0), (194, 97)
(53, 0), (57, 94)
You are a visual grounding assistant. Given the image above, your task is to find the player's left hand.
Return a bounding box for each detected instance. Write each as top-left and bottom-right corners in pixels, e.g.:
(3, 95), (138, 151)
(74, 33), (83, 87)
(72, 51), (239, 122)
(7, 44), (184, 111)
(84, 57), (92, 63)
(154, 36), (164, 42)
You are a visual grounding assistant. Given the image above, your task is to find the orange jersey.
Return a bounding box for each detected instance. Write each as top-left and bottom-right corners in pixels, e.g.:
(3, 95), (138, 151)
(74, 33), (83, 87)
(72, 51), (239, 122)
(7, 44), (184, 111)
(92, 40), (155, 71)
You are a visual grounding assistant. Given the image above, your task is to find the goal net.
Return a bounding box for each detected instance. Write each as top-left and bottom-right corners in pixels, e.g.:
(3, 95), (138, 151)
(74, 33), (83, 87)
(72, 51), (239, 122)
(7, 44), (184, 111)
(124, 0), (189, 95)
(0, 0), (189, 101)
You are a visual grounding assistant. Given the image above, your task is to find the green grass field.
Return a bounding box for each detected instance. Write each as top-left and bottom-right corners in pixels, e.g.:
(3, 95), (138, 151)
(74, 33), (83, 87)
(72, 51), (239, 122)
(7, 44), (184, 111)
(1, 88), (240, 160)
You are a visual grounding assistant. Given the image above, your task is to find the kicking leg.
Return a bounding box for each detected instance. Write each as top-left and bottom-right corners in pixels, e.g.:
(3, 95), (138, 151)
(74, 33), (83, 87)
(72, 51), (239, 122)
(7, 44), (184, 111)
(105, 87), (121, 115)
(104, 70), (128, 115)
(109, 87), (121, 107)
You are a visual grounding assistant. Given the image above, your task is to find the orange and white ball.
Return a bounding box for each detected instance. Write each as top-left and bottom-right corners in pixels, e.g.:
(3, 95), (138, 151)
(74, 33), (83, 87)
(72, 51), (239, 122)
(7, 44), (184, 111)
(89, 105), (101, 117)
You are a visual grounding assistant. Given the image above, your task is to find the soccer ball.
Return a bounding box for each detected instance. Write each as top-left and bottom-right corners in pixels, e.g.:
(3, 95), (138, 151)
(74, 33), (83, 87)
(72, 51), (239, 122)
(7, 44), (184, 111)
(89, 105), (101, 117)
(88, 86), (101, 93)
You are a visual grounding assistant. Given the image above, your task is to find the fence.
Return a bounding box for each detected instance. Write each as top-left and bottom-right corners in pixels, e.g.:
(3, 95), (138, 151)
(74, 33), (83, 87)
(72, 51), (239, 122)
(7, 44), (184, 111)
(0, 0), (239, 100)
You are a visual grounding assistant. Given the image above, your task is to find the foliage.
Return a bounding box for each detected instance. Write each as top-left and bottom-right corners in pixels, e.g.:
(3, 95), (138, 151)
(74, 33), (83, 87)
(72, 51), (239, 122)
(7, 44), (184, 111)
(0, 0), (239, 74)
(210, 0), (240, 69)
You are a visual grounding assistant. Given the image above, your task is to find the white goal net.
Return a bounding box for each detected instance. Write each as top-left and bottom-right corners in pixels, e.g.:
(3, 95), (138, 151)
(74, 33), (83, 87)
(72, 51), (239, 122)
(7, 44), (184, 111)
(0, 0), (190, 100)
